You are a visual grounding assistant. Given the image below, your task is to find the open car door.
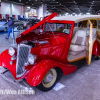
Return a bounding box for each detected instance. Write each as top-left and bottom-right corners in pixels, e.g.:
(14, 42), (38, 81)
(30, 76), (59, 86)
(86, 20), (93, 65)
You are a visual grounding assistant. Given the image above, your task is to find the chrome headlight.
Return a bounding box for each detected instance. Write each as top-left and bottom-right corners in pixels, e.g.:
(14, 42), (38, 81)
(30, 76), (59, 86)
(28, 54), (36, 65)
(9, 47), (15, 56)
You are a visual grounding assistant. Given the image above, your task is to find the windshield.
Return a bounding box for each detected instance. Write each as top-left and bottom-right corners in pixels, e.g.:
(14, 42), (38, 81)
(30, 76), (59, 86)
(44, 23), (72, 35)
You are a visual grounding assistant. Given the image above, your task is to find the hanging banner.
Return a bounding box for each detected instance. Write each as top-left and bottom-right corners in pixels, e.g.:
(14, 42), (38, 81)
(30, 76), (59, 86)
(5, 14), (9, 18)
(0, 14), (2, 19)
(18, 15), (21, 20)
(12, 15), (16, 18)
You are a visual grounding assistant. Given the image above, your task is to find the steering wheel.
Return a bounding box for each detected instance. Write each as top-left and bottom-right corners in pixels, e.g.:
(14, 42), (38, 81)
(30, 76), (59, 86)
(63, 29), (68, 33)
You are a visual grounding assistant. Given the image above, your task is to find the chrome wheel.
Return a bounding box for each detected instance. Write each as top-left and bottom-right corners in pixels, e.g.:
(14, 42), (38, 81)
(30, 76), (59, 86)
(36, 67), (60, 92)
(17, 25), (20, 30)
(20, 25), (24, 30)
(42, 68), (57, 88)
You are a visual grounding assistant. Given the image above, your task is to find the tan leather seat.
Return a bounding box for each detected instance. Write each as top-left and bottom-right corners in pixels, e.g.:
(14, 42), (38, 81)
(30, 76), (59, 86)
(69, 30), (86, 51)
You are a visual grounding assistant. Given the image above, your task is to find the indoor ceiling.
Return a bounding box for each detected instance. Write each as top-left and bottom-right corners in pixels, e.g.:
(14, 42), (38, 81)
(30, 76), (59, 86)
(2, 0), (100, 15)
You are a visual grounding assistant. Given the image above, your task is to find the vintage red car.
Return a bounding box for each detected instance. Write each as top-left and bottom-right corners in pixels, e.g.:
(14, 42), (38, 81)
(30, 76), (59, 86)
(0, 12), (100, 92)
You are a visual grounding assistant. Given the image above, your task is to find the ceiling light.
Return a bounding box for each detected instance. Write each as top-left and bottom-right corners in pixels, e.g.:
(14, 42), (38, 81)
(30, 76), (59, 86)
(86, 13), (90, 15)
(75, 14), (77, 16)
(65, 13), (68, 15)
(27, 7), (30, 9)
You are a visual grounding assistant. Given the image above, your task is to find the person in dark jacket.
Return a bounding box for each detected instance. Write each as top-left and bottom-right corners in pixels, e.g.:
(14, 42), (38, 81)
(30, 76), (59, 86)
(6, 17), (15, 39)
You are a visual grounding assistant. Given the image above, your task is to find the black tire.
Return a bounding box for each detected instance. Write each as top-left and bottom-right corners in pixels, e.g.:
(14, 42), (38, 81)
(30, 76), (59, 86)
(20, 25), (24, 30)
(95, 55), (100, 60)
(36, 68), (59, 92)
(4, 27), (7, 32)
(17, 25), (20, 30)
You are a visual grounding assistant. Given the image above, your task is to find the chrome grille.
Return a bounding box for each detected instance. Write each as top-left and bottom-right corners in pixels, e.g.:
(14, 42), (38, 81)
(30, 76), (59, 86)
(16, 44), (31, 77)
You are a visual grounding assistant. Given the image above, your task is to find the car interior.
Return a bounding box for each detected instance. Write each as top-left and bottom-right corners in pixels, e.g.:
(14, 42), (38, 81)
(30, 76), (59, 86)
(67, 20), (98, 62)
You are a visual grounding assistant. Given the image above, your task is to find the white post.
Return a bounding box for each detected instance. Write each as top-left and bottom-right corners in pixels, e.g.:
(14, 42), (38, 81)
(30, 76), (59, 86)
(37, 4), (47, 19)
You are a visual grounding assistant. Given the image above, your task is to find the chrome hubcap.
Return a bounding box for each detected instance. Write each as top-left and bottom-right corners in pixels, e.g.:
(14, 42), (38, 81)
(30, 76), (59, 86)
(43, 70), (54, 84)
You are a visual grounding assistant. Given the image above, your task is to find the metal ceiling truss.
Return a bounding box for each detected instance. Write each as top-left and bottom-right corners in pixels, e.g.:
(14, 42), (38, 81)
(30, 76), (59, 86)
(2, 0), (100, 14)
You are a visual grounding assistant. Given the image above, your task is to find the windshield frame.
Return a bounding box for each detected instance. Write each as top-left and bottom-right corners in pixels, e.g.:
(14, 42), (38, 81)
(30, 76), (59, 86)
(43, 20), (75, 35)
(44, 22), (72, 35)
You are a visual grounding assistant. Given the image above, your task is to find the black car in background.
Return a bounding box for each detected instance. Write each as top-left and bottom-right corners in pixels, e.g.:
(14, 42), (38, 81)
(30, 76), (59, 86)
(26, 19), (40, 29)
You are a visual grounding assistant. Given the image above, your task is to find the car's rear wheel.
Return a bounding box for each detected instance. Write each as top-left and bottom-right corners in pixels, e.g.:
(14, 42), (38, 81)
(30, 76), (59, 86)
(4, 27), (7, 32)
(36, 68), (59, 92)
(20, 25), (24, 30)
(95, 55), (100, 60)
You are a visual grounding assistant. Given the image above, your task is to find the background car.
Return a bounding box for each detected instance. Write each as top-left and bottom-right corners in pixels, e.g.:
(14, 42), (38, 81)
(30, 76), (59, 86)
(20, 18), (29, 28)
(26, 18), (40, 29)
(0, 19), (8, 31)
(13, 20), (24, 30)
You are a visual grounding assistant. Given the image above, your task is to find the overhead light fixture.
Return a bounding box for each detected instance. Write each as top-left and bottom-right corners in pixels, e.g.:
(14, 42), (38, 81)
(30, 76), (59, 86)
(86, 13), (90, 15)
(27, 7), (30, 9)
(65, 13), (68, 15)
(75, 14), (77, 16)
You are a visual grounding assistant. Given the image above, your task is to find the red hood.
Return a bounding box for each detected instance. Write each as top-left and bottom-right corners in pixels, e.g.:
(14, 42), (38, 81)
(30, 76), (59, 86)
(16, 12), (57, 44)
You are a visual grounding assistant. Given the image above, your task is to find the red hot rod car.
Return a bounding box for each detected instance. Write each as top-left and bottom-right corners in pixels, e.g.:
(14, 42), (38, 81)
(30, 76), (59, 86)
(0, 12), (100, 92)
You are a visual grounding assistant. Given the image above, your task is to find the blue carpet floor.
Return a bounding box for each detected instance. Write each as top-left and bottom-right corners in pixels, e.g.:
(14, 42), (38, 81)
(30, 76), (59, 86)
(0, 31), (19, 34)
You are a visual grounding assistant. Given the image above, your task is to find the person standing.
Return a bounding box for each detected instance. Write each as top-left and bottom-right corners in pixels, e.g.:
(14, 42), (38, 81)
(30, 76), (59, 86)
(6, 17), (15, 39)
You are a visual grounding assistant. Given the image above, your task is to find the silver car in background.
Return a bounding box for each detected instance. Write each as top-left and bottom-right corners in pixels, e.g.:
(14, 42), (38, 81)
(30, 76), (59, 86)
(0, 20), (8, 31)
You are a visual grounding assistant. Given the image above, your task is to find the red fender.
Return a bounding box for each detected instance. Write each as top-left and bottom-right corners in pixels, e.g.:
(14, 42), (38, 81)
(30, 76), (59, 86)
(24, 60), (77, 86)
(92, 40), (98, 56)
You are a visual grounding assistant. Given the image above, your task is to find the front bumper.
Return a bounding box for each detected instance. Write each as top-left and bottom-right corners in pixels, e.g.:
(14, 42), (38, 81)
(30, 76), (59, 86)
(0, 49), (17, 79)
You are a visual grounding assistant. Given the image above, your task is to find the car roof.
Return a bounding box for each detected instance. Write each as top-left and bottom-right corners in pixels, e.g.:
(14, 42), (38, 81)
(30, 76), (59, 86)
(51, 15), (100, 23)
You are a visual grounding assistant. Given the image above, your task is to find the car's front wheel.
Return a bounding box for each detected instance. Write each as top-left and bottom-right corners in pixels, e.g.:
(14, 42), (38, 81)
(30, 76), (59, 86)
(36, 68), (59, 92)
